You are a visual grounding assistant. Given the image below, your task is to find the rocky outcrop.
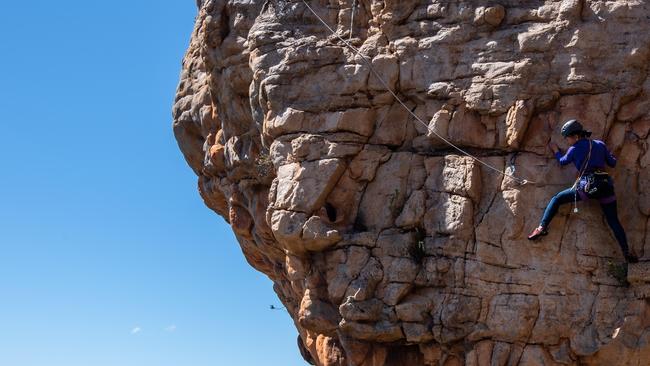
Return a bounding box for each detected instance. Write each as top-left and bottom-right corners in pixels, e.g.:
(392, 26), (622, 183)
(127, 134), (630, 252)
(173, 1), (650, 365)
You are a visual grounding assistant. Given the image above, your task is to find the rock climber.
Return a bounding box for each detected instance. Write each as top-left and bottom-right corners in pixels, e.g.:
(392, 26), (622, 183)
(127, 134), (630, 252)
(527, 119), (638, 263)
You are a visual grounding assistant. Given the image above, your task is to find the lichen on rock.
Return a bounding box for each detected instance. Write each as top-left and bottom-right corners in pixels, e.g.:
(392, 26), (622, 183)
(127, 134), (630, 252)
(173, 1), (650, 365)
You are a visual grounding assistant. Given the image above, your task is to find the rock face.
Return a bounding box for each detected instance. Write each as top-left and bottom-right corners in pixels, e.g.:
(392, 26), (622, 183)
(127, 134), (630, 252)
(173, 1), (650, 365)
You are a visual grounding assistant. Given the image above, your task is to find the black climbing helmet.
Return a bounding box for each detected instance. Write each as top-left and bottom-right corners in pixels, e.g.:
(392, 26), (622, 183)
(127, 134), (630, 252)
(561, 119), (592, 138)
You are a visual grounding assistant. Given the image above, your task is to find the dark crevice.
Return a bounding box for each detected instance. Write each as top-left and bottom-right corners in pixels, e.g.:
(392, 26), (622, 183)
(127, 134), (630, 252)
(220, 9), (231, 41)
(353, 214), (368, 232)
(409, 226), (427, 265)
(325, 202), (338, 222)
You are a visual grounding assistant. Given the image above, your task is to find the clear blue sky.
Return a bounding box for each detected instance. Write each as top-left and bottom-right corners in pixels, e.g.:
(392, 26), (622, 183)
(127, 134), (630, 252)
(0, 1), (306, 365)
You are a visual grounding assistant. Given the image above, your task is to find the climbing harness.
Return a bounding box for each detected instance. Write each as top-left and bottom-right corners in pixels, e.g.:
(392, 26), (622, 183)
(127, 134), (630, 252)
(300, 0), (535, 186)
(584, 170), (613, 199)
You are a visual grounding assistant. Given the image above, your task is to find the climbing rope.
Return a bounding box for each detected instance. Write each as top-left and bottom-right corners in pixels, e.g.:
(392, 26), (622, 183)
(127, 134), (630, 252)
(349, 0), (356, 41)
(300, 0), (535, 185)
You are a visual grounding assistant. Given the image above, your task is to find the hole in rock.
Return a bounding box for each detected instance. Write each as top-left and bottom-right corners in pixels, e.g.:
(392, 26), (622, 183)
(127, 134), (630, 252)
(324, 202), (337, 222)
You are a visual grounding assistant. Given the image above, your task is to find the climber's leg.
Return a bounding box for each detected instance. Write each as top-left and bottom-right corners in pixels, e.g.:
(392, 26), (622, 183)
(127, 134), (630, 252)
(540, 187), (578, 228)
(529, 187), (578, 240)
(600, 201), (636, 262)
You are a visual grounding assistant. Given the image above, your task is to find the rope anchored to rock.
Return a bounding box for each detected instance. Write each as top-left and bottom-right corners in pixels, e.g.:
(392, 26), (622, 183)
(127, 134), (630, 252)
(300, 0), (536, 186)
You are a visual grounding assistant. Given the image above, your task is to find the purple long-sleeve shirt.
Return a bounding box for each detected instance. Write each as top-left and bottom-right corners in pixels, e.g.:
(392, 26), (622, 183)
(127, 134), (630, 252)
(554, 139), (617, 173)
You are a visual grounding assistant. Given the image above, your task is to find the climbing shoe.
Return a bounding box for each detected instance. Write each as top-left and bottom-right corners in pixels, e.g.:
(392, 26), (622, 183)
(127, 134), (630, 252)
(527, 226), (548, 240)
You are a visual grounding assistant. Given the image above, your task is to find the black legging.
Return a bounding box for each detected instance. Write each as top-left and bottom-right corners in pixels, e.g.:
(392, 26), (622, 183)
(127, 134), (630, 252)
(540, 187), (629, 257)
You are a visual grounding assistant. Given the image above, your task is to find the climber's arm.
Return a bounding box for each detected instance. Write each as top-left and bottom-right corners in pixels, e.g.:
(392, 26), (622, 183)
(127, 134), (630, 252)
(555, 146), (574, 166)
(605, 146), (617, 167)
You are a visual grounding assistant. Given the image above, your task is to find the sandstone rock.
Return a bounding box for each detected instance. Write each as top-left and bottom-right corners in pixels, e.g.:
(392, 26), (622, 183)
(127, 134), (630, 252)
(339, 299), (384, 322)
(419, 343), (443, 365)
(348, 145), (390, 182)
(484, 6), (506, 27)
(403, 322), (435, 343)
(383, 257), (419, 283)
(628, 261), (650, 285)
(289, 134), (362, 162)
(475, 340), (493, 366)
(423, 192), (474, 239)
(357, 152), (412, 230)
(274, 158), (346, 213)
(314, 335), (345, 366)
(302, 216), (342, 252)
(346, 257), (383, 302)
(504, 100), (531, 148)
(427, 108), (452, 145)
(369, 104), (409, 147)
(548, 339), (574, 365)
(326, 245), (370, 303)
(265, 107), (305, 139)
(475, 5), (506, 27)
(491, 341), (512, 366)
(299, 289), (340, 335)
(487, 294), (540, 343)
(438, 293), (482, 343)
(270, 209), (307, 255)
(373, 230), (417, 257)
(425, 155), (481, 201)
(380, 283), (412, 306)
(395, 190), (426, 228)
(395, 293), (433, 322)
(518, 345), (560, 366)
(369, 55), (399, 91)
(339, 320), (404, 343)
(174, 1), (650, 364)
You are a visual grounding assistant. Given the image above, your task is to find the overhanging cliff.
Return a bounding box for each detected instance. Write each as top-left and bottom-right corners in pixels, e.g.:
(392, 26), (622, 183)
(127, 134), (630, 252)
(173, 1), (650, 364)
